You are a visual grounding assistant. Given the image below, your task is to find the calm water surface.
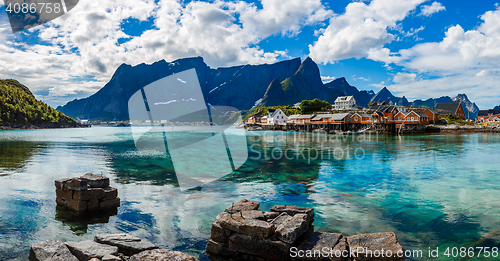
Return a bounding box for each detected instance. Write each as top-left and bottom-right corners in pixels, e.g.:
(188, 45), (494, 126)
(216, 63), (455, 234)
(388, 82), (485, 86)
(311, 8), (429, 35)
(0, 127), (499, 260)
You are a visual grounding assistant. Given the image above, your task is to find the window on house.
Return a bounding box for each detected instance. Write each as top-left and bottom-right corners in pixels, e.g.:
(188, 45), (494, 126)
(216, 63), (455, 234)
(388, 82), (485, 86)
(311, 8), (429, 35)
(398, 117), (402, 120)
(354, 117), (358, 121)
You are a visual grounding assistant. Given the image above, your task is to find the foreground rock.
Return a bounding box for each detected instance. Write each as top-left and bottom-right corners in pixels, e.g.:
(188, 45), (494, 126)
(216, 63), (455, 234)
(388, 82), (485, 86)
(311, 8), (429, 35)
(95, 234), (157, 255)
(55, 173), (120, 212)
(65, 240), (118, 261)
(130, 249), (198, 261)
(29, 234), (198, 261)
(29, 240), (79, 261)
(346, 232), (404, 261)
(207, 200), (404, 261)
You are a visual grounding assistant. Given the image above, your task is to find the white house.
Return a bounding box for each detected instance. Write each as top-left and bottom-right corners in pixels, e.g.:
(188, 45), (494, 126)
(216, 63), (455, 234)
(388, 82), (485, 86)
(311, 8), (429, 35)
(334, 96), (357, 110)
(267, 108), (287, 124)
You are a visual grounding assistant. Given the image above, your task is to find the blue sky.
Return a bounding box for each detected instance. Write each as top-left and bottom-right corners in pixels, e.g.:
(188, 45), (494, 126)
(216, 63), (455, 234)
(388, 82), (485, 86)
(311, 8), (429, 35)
(1, 0), (500, 109)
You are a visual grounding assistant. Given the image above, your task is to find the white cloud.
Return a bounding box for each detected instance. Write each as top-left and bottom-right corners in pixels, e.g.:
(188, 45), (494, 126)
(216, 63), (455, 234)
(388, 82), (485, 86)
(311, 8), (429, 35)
(393, 72), (416, 83)
(321, 76), (336, 83)
(309, 0), (426, 64)
(370, 81), (386, 88)
(354, 76), (371, 81)
(420, 2), (445, 17)
(393, 8), (500, 72)
(365, 7), (500, 108)
(0, 0), (332, 107)
(476, 70), (489, 77)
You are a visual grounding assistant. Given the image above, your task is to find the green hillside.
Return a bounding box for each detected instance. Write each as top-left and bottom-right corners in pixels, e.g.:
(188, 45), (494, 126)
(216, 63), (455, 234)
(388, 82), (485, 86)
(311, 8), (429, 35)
(0, 79), (77, 127)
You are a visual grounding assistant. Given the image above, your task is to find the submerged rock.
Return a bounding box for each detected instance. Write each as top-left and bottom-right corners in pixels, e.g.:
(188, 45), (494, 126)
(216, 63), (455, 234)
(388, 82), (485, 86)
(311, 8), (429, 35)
(29, 240), (79, 261)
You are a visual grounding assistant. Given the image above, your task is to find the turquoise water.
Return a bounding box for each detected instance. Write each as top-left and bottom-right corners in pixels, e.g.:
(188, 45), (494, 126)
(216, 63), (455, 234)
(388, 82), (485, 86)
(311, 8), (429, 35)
(1, 127), (500, 260)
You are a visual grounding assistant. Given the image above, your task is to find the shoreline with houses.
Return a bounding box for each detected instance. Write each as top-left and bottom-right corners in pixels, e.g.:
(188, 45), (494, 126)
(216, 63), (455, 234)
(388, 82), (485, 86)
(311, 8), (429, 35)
(245, 96), (500, 134)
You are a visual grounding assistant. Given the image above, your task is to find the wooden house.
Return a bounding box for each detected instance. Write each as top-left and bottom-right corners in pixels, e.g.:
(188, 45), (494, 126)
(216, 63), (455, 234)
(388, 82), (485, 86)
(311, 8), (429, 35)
(288, 114), (315, 125)
(246, 115), (262, 124)
(267, 108), (287, 124)
(435, 103), (465, 119)
(350, 113), (373, 124)
(478, 109), (500, 122)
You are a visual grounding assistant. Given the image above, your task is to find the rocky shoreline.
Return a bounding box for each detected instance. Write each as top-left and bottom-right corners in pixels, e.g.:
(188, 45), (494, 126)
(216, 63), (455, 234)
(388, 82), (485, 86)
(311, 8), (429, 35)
(427, 123), (500, 133)
(206, 200), (405, 261)
(29, 234), (198, 261)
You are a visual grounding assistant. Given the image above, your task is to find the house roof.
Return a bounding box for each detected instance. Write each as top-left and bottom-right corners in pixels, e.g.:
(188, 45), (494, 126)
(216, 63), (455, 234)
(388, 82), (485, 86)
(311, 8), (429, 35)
(368, 104), (397, 113)
(312, 113), (350, 121)
(289, 114), (316, 119)
(416, 111), (429, 118)
(358, 113), (372, 118)
(479, 109), (500, 116)
(334, 96), (355, 103)
(435, 103), (461, 114)
(426, 108), (438, 115)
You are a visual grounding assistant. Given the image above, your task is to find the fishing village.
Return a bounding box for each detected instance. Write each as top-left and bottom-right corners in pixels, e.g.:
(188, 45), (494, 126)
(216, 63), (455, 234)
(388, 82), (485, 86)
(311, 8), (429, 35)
(245, 96), (500, 134)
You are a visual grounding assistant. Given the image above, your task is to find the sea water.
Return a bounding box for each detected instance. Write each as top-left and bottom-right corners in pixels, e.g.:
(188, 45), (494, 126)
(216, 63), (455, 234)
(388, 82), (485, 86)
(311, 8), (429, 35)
(0, 127), (499, 260)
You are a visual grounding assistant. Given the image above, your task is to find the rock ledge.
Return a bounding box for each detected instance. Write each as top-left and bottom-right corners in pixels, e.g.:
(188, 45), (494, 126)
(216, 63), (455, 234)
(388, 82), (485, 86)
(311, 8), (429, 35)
(29, 234), (198, 261)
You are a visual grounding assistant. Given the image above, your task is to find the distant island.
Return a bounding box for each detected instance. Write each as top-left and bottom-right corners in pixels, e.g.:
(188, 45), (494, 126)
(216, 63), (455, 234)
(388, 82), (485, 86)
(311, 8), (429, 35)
(0, 79), (80, 130)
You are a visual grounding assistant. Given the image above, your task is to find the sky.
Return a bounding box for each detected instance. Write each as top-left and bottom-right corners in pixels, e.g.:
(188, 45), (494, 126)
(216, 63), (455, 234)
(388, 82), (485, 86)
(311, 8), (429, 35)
(0, 0), (500, 109)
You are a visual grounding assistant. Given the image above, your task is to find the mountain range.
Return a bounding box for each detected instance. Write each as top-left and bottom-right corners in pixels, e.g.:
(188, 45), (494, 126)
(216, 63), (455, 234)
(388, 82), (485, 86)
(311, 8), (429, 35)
(412, 94), (480, 120)
(57, 56), (480, 120)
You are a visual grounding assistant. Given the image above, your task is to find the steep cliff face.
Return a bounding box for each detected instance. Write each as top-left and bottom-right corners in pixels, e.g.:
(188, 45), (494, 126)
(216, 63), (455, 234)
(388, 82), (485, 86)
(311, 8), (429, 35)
(58, 57), (301, 120)
(260, 57), (365, 107)
(261, 57), (327, 106)
(207, 58), (302, 109)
